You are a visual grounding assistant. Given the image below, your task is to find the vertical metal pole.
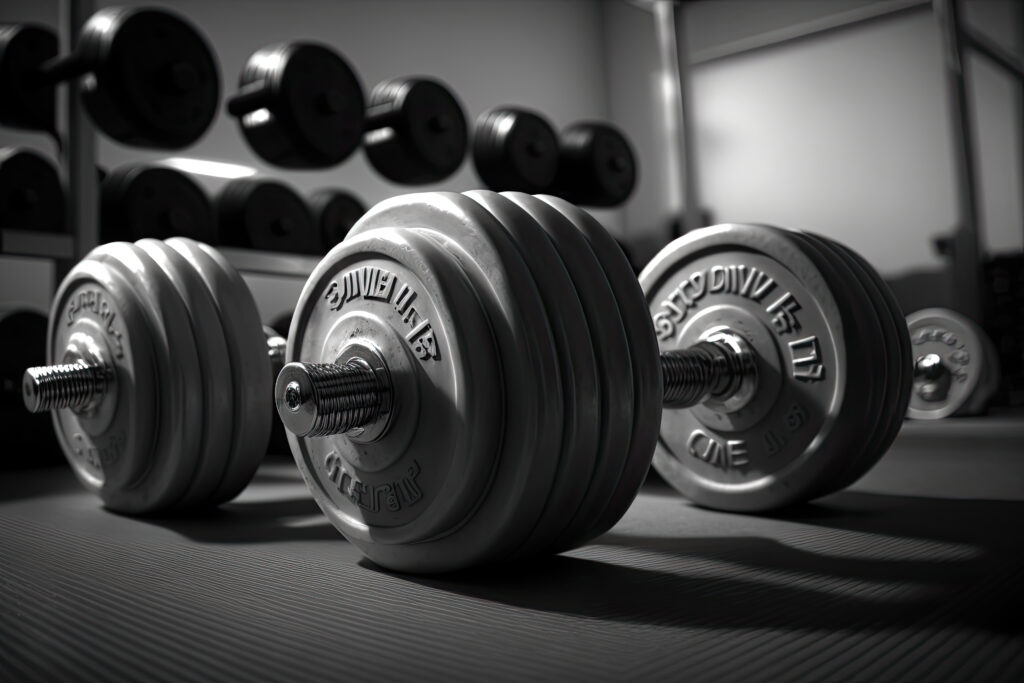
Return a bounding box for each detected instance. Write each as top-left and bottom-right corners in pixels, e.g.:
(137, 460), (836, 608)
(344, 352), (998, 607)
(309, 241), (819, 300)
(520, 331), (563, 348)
(934, 0), (982, 321)
(63, 0), (98, 261)
(654, 1), (702, 234)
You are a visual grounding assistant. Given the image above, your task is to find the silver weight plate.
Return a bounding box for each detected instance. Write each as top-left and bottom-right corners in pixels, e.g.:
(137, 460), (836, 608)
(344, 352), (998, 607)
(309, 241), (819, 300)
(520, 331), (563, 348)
(464, 191), (579, 559)
(287, 224), (503, 571)
(92, 243), (203, 512)
(345, 191), (559, 572)
(906, 308), (993, 420)
(639, 224), (854, 511)
(503, 192), (629, 552)
(169, 239), (271, 505)
(137, 240), (234, 509)
(46, 255), (157, 509)
(540, 196), (662, 540)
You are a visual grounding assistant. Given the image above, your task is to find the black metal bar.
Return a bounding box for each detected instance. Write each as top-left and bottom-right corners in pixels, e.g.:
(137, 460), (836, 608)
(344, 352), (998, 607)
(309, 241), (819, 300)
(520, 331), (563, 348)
(934, 0), (982, 321)
(64, 0), (97, 260)
(960, 26), (1024, 82)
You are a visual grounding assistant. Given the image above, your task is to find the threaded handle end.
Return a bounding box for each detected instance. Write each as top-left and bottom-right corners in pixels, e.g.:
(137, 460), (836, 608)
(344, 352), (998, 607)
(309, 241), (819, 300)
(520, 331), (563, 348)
(275, 359), (387, 438)
(661, 345), (724, 407)
(23, 362), (106, 413)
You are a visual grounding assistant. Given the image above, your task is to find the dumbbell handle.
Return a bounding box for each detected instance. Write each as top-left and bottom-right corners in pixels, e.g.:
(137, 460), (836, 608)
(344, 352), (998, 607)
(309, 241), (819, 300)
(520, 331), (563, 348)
(275, 331), (757, 439)
(22, 332), (288, 414)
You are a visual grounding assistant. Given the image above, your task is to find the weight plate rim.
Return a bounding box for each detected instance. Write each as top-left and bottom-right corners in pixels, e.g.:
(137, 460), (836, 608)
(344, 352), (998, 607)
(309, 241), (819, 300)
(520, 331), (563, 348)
(169, 238), (271, 505)
(464, 190), (580, 560)
(541, 196), (661, 539)
(502, 191), (621, 553)
(781, 230), (891, 501)
(137, 239), (234, 509)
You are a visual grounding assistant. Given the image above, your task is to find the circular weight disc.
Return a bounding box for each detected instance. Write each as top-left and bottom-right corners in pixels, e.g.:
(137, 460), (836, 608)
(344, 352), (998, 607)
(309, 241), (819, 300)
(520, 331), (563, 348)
(540, 196), (662, 541)
(501, 192), (617, 552)
(100, 165), (214, 243)
(639, 224), (860, 512)
(287, 227), (503, 558)
(136, 240), (233, 509)
(347, 191), (560, 572)
(364, 78), (468, 184)
(45, 257), (157, 504)
(0, 25), (58, 134)
(0, 148), (65, 232)
(80, 8), (219, 149)
(215, 179), (319, 254)
(235, 43), (364, 168)
(905, 308), (990, 419)
(807, 233), (912, 495)
(555, 122), (637, 207)
(310, 188), (365, 252)
(778, 230), (890, 501)
(473, 108), (559, 193)
(463, 191), (580, 559)
(168, 239), (272, 505)
(90, 243), (203, 512)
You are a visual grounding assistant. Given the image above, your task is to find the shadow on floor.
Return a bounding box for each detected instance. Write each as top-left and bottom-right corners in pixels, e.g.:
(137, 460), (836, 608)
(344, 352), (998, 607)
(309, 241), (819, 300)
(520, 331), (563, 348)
(374, 492), (1024, 634)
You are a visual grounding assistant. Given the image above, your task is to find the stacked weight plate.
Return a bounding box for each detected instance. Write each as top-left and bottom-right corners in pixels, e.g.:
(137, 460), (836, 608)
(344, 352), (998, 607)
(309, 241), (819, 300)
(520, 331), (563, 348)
(47, 238), (271, 513)
(639, 226), (911, 511)
(285, 190), (661, 573)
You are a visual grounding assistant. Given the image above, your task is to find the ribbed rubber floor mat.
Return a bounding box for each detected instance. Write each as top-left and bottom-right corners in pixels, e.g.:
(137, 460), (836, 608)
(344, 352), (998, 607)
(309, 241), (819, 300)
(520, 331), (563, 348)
(2, 430), (1023, 682)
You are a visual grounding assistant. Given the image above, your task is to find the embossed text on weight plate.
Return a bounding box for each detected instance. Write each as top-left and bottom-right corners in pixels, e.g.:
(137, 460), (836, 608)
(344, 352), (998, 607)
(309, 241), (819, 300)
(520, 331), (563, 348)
(322, 266), (440, 362)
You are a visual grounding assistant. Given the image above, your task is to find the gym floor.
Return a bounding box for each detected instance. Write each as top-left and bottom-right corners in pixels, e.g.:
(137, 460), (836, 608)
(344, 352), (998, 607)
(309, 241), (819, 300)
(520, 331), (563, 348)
(2, 413), (1023, 682)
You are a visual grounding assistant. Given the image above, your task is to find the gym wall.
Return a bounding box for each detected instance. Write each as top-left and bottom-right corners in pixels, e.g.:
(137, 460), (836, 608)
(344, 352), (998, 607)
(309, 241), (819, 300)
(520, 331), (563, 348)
(1, 0), (1021, 316)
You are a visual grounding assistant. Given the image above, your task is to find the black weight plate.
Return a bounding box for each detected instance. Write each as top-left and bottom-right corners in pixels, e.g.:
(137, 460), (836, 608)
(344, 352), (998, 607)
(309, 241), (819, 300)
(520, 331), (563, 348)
(232, 42), (364, 168)
(309, 188), (365, 252)
(0, 24), (57, 134)
(472, 107), (558, 193)
(215, 178), (318, 254)
(364, 77), (468, 184)
(555, 122), (637, 207)
(783, 231), (892, 500)
(0, 148), (65, 232)
(79, 7), (219, 149)
(0, 306), (62, 468)
(810, 234), (912, 495)
(100, 165), (214, 243)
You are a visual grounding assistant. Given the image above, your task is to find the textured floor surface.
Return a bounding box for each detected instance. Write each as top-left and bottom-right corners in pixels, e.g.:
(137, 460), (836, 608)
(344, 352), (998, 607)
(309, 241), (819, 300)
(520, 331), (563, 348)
(2, 414), (1023, 682)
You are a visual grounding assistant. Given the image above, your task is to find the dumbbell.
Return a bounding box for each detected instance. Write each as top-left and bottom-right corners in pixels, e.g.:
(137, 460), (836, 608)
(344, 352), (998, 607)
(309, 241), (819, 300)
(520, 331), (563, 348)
(0, 148), (65, 232)
(100, 163), (215, 244)
(0, 7), (219, 149)
(226, 42), (468, 183)
(20, 238), (286, 512)
(310, 188), (366, 252)
(215, 177), (320, 255)
(906, 308), (1000, 419)
(273, 190), (911, 573)
(473, 108), (637, 206)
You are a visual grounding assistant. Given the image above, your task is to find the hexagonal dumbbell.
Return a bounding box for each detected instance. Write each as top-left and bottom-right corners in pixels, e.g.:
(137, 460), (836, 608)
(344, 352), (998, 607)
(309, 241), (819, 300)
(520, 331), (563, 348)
(905, 307), (1000, 419)
(21, 239), (286, 513)
(273, 191), (912, 573)
(226, 41), (468, 184)
(0, 7), (219, 149)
